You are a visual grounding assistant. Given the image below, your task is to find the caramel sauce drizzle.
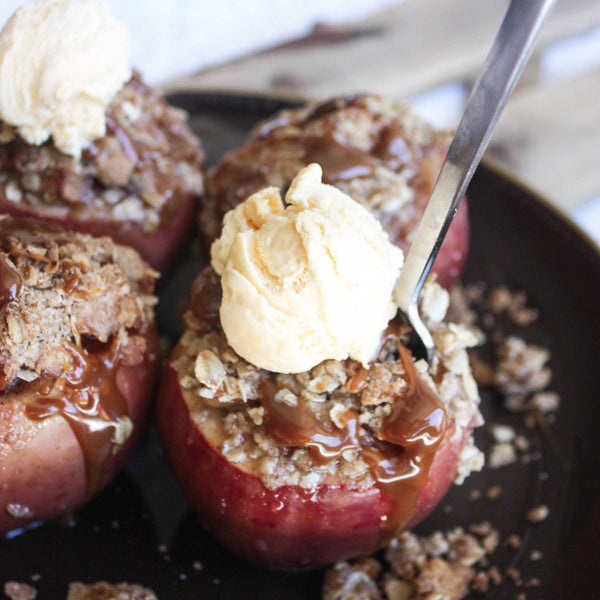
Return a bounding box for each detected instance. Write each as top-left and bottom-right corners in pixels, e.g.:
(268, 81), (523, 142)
(261, 380), (359, 463)
(24, 338), (131, 499)
(260, 333), (447, 539)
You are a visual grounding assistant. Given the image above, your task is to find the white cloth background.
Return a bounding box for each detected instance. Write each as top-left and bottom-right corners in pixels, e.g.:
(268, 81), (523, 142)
(1, 0), (400, 84)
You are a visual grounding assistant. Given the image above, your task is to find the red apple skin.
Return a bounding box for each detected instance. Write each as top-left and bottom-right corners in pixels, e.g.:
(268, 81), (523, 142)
(0, 194), (197, 277)
(0, 327), (161, 535)
(156, 356), (469, 569)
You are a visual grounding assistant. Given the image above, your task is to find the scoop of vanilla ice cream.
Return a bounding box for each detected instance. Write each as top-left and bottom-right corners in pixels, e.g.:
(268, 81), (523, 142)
(0, 0), (131, 157)
(211, 163), (404, 374)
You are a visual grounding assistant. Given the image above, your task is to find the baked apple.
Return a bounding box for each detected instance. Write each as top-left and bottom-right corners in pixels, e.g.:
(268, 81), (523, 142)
(156, 269), (483, 568)
(0, 0), (204, 276)
(0, 73), (204, 276)
(200, 94), (468, 288)
(0, 216), (160, 534)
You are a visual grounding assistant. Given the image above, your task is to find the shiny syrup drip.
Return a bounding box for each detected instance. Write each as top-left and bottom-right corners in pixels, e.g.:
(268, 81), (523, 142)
(261, 380), (359, 463)
(24, 338), (130, 498)
(365, 344), (447, 537)
(0, 216), (80, 312)
(259, 337), (446, 539)
(304, 137), (376, 183)
(299, 94), (368, 125)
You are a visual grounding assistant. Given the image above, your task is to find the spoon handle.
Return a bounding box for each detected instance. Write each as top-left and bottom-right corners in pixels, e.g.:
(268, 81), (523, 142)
(394, 0), (555, 312)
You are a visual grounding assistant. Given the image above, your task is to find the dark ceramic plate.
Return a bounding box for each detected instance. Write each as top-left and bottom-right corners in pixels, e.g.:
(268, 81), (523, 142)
(2, 93), (599, 599)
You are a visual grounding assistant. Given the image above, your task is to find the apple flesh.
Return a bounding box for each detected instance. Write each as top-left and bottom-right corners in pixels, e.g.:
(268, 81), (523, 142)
(156, 349), (470, 569)
(0, 327), (160, 535)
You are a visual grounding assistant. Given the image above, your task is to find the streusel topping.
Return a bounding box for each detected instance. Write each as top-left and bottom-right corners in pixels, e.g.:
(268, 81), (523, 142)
(0, 216), (157, 390)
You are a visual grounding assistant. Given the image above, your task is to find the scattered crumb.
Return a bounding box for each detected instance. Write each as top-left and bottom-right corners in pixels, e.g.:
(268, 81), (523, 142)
(526, 505), (549, 523)
(323, 524), (500, 600)
(3, 582), (37, 600)
(321, 282), (558, 599)
(486, 485), (502, 501)
(530, 391), (560, 414)
(487, 442), (517, 469)
(468, 488), (482, 502)
(529, 550), (543, 561)
(489, 424), (516, 443)
(66, 582), (157, 600)
(322, 558), (381, 600)
(506, 567), (522, 586)
(514, 435), (530, 452)
(469, 567), (502, 594)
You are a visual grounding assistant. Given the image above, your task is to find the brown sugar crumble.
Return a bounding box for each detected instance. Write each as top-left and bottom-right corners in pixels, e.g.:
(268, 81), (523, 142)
(1, 580), (159, 600)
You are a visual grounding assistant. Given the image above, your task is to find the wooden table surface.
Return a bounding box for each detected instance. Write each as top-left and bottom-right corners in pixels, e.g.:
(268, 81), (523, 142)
(163, 0), (600, 245)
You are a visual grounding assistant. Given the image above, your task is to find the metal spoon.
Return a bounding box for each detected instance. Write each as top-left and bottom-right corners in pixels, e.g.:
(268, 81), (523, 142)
(394, 0), (556, 364)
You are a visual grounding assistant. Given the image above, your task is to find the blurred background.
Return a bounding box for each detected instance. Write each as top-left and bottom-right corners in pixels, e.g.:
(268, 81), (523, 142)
(2, 0), (599, 245)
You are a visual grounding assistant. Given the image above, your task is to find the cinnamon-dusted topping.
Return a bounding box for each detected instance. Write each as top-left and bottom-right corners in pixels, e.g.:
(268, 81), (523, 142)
(0, 72), (204, 233)
(66, 582), (157, 600)
(0, 216), (157, 390)
(201, 94), (451, 247)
